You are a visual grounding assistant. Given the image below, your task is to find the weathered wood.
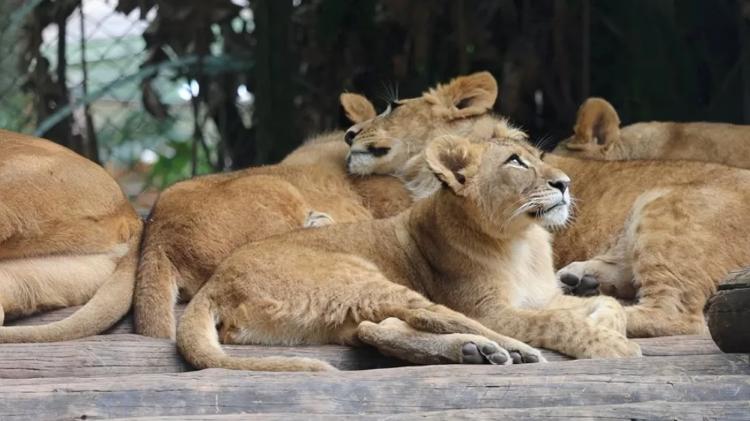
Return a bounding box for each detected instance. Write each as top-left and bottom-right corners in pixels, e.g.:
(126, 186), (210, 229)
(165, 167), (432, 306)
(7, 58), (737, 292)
(708, 286), (750, 353)
(708, 267), (750, 353)
(6, 305), (725, 358)
(1, 354), (748, 420)
(9, 305), (720, 356)
(0, 334), (403, 378)
(111, 401), (750, 421)
(0, 333), (721, 379)
(719, 266), (750, 290)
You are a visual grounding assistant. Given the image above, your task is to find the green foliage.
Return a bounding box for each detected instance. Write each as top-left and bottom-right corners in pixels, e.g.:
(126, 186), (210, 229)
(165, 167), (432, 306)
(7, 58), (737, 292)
(147, 139), (214, 189)
(0, 92), (33, 132)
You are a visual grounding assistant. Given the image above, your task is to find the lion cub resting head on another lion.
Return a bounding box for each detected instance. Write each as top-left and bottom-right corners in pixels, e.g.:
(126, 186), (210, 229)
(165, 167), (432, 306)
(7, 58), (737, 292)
(553, 97), (750, 169)
(177, 136), (640, 372)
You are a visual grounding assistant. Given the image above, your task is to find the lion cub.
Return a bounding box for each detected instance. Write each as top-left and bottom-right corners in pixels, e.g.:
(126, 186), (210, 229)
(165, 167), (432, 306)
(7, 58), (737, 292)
(136, 72), (504, 339)
(553, 97), (750, 169)
(176, 136), (640, 372)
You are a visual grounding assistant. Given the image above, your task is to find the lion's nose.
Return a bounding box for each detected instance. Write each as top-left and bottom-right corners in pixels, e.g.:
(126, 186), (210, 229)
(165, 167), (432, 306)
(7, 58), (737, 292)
(344, 129), (360, 146)
(548, 179), (570, 194)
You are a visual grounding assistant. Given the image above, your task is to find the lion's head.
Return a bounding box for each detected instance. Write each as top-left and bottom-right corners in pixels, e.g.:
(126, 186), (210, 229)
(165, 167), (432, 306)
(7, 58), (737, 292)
(552, 97), (622, 158)
(425, 135), (572, 231)
(343, 72), (514, 176)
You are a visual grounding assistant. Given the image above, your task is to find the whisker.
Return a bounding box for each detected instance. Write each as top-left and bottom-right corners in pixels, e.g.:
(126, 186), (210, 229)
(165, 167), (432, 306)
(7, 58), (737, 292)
(533, 134), (557, 151)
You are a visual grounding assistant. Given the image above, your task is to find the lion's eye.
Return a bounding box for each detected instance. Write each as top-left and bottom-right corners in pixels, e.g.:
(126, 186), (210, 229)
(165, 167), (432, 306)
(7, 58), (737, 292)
(368, 145), (391, 157)
(504, 154), (527, 168)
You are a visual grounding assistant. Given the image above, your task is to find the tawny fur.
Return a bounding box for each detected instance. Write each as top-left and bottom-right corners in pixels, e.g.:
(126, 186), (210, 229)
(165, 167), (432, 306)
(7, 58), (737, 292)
(135, 72), (506, 339)
(0, 130), (142, 342)
(547, 155), (750, 337)
(553, 97), (750, 169)
(176, 136), (640, 372)
(352, 114), (750, 338)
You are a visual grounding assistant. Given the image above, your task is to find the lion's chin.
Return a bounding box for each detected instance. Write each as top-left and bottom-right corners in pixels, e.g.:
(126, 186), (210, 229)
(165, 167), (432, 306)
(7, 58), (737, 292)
(346, 153), (377, 176)
(532, 203), (571, 229)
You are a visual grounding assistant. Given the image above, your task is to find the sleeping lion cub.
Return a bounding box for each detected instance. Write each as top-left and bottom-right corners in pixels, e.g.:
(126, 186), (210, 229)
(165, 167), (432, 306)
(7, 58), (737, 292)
(553, 97), (750, 169)
(136, 72), (506, 339)
(176, 136), (640, 372)
(0, 130), (142, 342)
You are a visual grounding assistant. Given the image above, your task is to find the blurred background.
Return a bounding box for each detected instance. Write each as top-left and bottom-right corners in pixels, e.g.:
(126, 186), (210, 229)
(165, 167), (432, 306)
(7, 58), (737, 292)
(1, 0), (748, 211)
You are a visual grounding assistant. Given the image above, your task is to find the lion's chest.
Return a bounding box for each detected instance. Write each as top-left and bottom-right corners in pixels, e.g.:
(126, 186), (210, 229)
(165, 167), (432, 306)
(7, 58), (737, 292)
(497, 238), (560, 310)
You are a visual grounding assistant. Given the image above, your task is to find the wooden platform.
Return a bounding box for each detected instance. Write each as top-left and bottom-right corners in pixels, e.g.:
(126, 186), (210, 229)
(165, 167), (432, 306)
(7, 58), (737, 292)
(3, 307), (749, 420)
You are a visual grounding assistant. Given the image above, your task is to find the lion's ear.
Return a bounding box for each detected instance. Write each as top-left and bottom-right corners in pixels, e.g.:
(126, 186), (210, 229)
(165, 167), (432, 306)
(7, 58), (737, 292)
(427, 72), (498, 119)
(568, 97), (621, 150)
(424, 136), (482, 195)
(340, 93), (377, 123)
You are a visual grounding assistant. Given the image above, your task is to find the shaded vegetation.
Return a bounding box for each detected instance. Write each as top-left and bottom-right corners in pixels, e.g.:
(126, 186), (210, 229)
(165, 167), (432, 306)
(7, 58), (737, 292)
(10, 0), (750, 172)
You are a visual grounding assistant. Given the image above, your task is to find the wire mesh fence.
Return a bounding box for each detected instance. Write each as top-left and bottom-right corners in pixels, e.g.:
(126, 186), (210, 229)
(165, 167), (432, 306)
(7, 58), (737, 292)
(0, 0), (251, 212)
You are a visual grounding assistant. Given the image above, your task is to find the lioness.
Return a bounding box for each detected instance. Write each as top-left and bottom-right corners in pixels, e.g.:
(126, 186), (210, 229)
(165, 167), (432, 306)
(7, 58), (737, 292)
(176, 135), (639, 371)
(135, 72), (507, 339)
(348, 117), (750, 338)
(553, 97), (750, 169)
(0, 130), (142, 342)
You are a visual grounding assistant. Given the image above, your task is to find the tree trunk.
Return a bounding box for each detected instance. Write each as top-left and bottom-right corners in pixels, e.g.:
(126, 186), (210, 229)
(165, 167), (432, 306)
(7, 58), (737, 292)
(253, 0), (296, 165)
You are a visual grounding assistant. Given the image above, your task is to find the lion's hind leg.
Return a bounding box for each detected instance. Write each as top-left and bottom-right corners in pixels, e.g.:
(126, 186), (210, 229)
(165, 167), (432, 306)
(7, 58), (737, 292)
(617, 189), (736, 337)
(387, 304), (546, 364)
(356, 317), (510, 365)
(199, 247), (540, 368)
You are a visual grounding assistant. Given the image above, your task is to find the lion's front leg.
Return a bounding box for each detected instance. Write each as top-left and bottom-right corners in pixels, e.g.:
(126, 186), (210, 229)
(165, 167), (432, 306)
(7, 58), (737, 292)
(557, 256), (636, 300)
(547, 294), (628, 336)
(476, 306), (640, 359)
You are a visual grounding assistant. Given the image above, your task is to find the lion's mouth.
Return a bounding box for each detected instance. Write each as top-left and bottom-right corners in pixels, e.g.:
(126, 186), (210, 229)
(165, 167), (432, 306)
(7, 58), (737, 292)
(527, 201), (567, 218)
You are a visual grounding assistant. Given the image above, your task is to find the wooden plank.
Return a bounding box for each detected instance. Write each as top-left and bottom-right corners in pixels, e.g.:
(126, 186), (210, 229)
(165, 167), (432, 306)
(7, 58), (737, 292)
(8, 305), (720, 356)
(0, 334), (403, 378)
(109, 401), (750, 421)
(719, 266), (750, 290)
(7, 306), (724, 356)
(635, 335), (721, 357)
(0, 354), (747, 420)
(0, 333), (722, 379)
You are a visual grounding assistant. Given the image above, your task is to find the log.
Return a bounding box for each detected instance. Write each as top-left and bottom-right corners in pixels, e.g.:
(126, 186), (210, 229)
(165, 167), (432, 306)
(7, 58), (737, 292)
(707, 267), (750, 353)
(0, 334), (403, 378)
(0, 354), (747, 420)
(0, 333), (720, 379)
(8, 304), (724, 358)
(110, 401), (750, 421)
(9, 305), (720, 356)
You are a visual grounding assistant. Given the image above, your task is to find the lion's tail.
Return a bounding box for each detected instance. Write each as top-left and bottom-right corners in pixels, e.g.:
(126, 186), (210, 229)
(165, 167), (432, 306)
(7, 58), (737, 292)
(133, 220), (180, 339)
(177, 294), (336, 372)
(0, 221), (143, 343)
